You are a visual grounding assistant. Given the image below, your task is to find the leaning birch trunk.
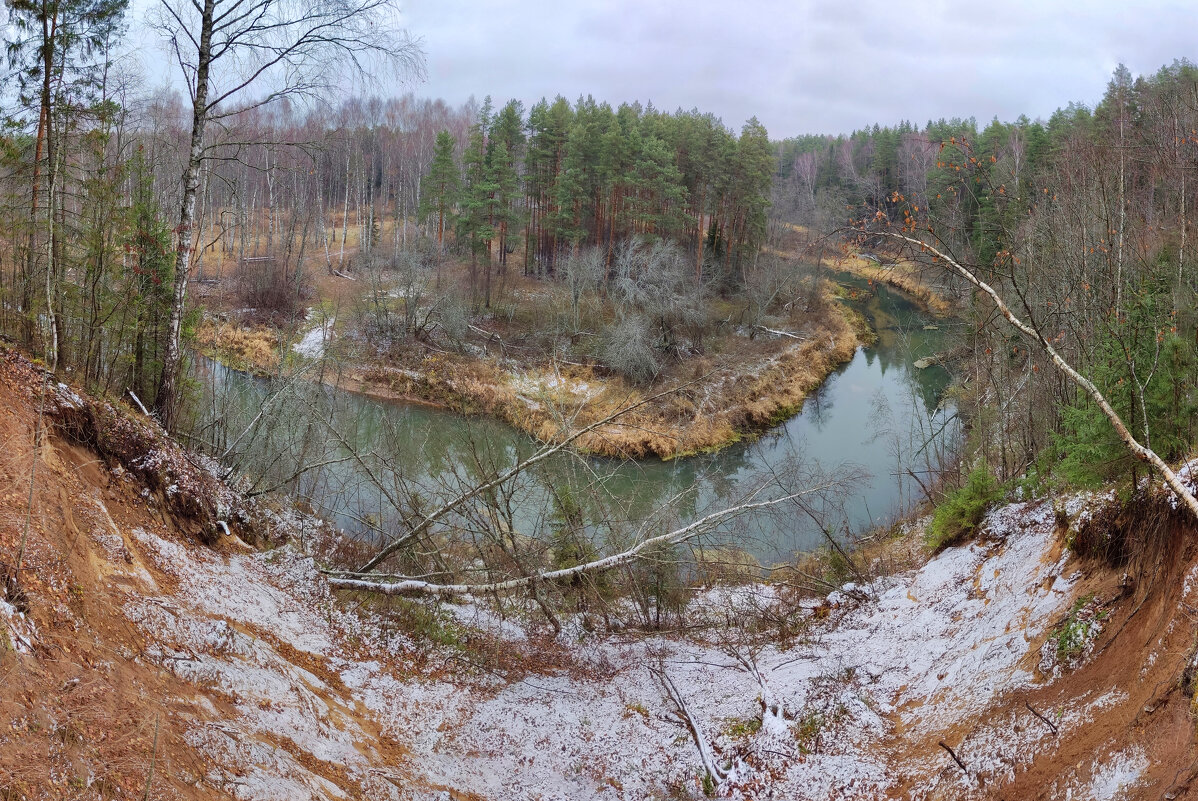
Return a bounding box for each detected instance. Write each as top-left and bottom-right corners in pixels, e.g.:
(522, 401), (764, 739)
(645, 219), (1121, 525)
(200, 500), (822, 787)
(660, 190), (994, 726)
(875, 231), (1198, 521)
(156, 0), (215, 429)
(329, 486), (832, 596)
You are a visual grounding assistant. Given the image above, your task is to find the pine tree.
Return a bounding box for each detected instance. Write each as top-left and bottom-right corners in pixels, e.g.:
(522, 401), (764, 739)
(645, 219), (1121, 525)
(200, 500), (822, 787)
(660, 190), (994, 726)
(728, 117), (773, 279)
(419, 130), (460, 247)
(127, 146), (174, 404)
(487, 139), (519, 274)
(456, 125), (496, 305)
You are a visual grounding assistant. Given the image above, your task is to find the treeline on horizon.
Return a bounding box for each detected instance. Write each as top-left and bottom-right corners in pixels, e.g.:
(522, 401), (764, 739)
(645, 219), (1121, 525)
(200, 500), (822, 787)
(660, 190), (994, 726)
(0, 72), (775, 405)
(770, 60), (1198, 491)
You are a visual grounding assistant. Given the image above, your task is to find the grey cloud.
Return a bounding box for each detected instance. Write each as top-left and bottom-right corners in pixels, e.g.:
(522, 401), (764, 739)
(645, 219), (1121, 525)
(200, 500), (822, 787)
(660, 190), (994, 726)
(132, 0), (1198, 138)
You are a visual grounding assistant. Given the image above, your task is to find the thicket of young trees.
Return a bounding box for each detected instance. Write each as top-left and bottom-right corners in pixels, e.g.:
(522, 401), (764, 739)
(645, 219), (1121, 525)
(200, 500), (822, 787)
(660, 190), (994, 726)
(774, 61), (1198, 494)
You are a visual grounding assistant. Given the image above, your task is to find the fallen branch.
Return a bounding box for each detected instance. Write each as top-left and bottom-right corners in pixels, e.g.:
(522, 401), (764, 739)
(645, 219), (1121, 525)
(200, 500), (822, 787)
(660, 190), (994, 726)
(468, 323), (501, 342)
(127, 389), (151, 417)
(332, 269), (356, 280)
(652, 663), (729, 788)
(1025, 701), (1059, 736)
(753, 325), (806, 341)
(330, 484), (835, 596)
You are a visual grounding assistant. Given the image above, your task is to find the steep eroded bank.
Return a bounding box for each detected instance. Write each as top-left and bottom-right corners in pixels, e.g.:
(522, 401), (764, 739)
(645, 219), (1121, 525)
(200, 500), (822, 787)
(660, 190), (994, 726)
(2, 350), (1196, 799)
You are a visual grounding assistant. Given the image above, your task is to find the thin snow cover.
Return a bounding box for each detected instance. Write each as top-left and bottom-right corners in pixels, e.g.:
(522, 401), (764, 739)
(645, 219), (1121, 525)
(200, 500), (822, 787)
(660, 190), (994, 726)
(123, 526), (417, 799)
(0, 598), (35, 653)
(409, 498), (1077, 798)
(294, 309), (334, 358)
(117, 498), (1082, 799)
(1184, 563), (1198, 602)
(54, 381), (85, 409)
(424, 529), (1077, 800)
(819, 501), (1072, 729)
(1083, 745), (1149, 800)
(1165, 458), (1198, 509)
(508, 369), (599, 406)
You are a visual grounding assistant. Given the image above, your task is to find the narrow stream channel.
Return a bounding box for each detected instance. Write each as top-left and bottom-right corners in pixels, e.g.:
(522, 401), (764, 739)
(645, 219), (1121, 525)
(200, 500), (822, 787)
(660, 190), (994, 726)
(189, 272), (959, 563)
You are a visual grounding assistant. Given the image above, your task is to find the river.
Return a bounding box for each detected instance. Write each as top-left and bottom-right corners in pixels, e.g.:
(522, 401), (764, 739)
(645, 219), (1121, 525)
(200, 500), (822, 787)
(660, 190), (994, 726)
(188, 272), (958, 563)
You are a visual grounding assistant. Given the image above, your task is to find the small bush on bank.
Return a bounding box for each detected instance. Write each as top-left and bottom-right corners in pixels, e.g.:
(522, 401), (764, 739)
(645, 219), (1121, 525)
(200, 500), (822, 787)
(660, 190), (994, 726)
(925, 467), (1002, 551)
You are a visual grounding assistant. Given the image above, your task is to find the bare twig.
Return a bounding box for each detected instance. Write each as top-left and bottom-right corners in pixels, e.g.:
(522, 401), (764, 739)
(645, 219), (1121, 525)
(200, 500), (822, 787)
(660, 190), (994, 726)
(143, 712), (160, 801)
(352, 379), (708, 575)
(1025, 701), (1059, 736)
(330, 483), (837, 596)
(938, 739), (968, 775)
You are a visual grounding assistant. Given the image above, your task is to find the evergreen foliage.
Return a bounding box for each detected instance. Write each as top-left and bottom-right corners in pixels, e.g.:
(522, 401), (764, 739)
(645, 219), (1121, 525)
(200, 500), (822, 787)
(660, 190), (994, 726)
(925, 468), (1002, 551)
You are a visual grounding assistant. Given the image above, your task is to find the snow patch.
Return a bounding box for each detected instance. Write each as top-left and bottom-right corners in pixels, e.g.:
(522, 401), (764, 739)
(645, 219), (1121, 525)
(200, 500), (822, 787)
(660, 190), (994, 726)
(0, 599), (35, 653)
(115, 495), (1096, 799)
(1165, 458), (1198, 509)
(294, 309), (335, 359)
(1085, 746), (1148, 800)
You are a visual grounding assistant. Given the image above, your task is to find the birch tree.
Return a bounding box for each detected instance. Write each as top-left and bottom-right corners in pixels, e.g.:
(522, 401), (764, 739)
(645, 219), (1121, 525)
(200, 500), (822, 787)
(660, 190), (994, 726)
(149, 0), (423, 427)
(863, 224), (1198, 521)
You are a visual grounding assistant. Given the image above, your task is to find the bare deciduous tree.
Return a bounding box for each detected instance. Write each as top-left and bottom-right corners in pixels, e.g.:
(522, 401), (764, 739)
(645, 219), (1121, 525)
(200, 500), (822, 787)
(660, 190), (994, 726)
(150, 0), (424, 426)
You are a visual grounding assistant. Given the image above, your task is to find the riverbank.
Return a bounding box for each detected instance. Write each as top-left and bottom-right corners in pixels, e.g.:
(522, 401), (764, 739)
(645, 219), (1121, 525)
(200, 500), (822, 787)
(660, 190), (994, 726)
(5, 349), (1192, 799)
(197, 278), (865, 460)
(774, 222), (954, 316)
(833, 252), (953, 316)
(359, 289), (861, 460)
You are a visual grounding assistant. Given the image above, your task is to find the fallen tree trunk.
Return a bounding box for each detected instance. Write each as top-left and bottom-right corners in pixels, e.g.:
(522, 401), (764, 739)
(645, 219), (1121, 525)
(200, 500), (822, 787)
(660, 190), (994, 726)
(872, 230), (1198, 521)
(329, 484), (834, 596)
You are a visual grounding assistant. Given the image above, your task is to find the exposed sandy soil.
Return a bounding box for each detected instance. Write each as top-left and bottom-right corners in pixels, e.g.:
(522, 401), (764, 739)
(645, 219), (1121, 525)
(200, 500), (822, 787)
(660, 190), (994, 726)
(2, 347), (1197, 800)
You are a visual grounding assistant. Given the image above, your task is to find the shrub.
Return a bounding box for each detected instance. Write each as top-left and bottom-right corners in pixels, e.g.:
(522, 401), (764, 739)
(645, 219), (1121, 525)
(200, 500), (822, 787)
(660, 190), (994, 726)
(600, 315), (659, 385)
(237, 256), (311, 323)
(1053, 593), (1106, 663)
(925, 467), (1002, 551)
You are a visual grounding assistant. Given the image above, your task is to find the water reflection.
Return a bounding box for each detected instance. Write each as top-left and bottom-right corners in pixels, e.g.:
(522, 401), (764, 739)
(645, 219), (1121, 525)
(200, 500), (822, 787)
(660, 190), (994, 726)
(187, 272), (959, 563)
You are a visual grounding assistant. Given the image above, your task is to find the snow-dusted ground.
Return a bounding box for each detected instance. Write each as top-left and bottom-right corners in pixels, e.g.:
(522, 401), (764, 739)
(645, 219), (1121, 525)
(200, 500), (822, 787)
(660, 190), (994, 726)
(293, 309), (334, 359)
(105, 498), (1121, 800)
(508, 368), (601, 410)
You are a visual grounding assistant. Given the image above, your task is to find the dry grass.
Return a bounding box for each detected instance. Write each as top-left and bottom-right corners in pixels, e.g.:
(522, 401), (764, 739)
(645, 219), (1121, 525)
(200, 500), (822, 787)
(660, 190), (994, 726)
(772, 222), (952, 316)
(195, 318), (281, 373)
(349, 282), (860, 460)
(832, 254), (953, 316)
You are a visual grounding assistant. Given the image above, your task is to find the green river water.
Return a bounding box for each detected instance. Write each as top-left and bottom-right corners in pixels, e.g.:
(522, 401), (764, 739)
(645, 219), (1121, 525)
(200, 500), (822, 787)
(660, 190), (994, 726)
(190, 273), (958, 563)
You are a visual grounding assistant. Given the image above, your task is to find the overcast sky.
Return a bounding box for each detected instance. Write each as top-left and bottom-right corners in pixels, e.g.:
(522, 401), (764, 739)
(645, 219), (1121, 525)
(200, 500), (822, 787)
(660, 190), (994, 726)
(389, 0), (1198, 138)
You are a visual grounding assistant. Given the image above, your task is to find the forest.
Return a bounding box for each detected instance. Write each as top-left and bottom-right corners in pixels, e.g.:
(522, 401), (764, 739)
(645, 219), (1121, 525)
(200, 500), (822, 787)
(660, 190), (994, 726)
(4, 0), (1198, 790)
(0, 26), (776, 420)
(774, 61), (1198, 502)
(1, 0), (1197, 597)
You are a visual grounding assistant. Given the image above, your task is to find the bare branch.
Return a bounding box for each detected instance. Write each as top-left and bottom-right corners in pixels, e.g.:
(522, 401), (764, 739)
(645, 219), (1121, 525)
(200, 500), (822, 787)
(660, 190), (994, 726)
(328, 483), (837, 596)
